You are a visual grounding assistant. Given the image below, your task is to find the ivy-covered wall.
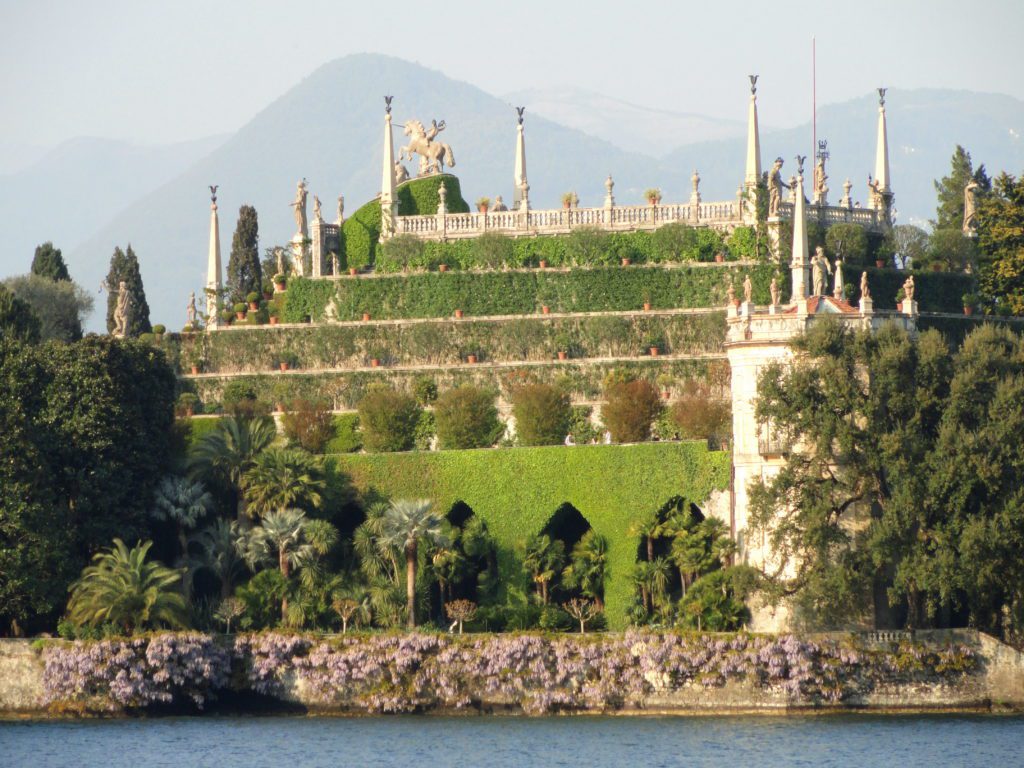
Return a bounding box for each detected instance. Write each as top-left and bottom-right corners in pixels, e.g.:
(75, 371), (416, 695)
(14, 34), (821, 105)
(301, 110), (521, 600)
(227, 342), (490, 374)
(284, 263), (780, 323)
(332, 442), (731, 628)
(169, 312), (726, 373)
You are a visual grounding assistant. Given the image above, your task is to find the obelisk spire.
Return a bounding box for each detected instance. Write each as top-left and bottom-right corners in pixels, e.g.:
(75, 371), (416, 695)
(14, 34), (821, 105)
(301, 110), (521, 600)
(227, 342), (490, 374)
(513, 106), (529, 211)
(874, 88), (890, 194)
(380, 96), (397, 240)
(790, 156), (810, 302)
(745, 75), (762, 188)
(205, 185), (222, 329)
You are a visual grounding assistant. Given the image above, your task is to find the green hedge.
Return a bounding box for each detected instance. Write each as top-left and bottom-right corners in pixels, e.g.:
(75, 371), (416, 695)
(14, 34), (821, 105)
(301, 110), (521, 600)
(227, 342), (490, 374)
(325, 413), (362, 453)
(183, 357), (727, 412)
(332, 441), (731, 628)
(842, 267), (975, 314)
(171, 312), (726, 373)
(285, 263), (781, 323)
(918, 314), (1024, 345)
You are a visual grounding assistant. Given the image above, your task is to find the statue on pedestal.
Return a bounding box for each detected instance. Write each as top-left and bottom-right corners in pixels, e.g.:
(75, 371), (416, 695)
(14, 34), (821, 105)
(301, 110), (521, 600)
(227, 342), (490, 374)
(743, 274), (753, 304)
(336, 195), (345, 225)
(313, 195), (323, 223)
(290, 179), (308, 237)
(767, 157), (789, 218)
(811, 246), (832, 296)
(401, 119), (455, 176)
(491, 195), (508, 212)
(963, 179), (980, 234)
(813, 156), (829, 205)
(903, 275), (915, 302)
(726, 278), (736, 307)
(860, 271), (871, 301)
(112, 281), (131, 338)
(769, 276), (780, 306)
(394, 161), (410, 184)
(186, 292), (197, 328)
(867, 175), (884, 210)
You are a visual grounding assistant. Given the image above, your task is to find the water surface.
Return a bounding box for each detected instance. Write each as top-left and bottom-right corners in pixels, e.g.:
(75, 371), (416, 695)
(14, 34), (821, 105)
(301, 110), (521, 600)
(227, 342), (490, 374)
(2, 714), (1022, 768)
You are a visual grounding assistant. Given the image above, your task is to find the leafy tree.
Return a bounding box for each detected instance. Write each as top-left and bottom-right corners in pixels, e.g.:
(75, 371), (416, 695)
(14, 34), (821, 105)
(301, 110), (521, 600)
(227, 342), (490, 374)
(0, 283), (41, 343)
(377, 499), (449, 628)
(30, 242), (70, 282)
(668, 383), (731, 444)
(933, 145), (990, 230)
(227, 205), (261, 304)
(892, 224), (930, 269)
(632, 557), (671, 616)
(189, 415), (276, 521)
(601, 378), (662, 443)
(235, 569), (290, 630)
(3, 274), (93, 342)
(923, 228), (977, 272)
(242, 448), (325, 519)
(357, 386), (421, 452)
(469, 232), (514, 269)
(150, 476), (212, 601)
(104, 245), (152, 336)
(977, 171), (1024, 314)
(824, 223), (869, 267)
(678, 566), (760, 631)
(564, 226), (610, 266)
(434, 385), (503, 449)
(281, 398), (334, 453)
(66, 539), (187, 633)
(512, 382), (571, 446)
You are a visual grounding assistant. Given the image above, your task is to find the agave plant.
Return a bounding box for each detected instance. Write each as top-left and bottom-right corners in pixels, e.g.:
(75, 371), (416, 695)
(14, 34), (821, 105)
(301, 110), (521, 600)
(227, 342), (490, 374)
(67, 539), (188, 633)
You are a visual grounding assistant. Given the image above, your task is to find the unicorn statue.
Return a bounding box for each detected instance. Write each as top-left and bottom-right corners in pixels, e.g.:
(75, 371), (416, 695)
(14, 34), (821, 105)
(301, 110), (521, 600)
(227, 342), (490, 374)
(401, 118), (455, 176)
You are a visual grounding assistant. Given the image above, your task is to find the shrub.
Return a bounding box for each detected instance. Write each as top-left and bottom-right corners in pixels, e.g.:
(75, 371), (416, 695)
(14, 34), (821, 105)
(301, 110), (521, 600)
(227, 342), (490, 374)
(357, 386), (421, 452)
(434, 385), (503, 449)
(725, 226), (759, 260)
(564, 226), (611, 266)
(512, 383), (572, 446)
(926, 228), (977, 271)
(825, 223), (869, 267)
(176, 392), (201, 417)
(414, 410), (436, 451)
(470, 232), (515, 270)
(222, 380), (262, 416)
(325, 414), (362, 453)
(668, 385), (732, 446)
(601, 378), (663, 443)
(413, 375), (438, 405)
(569, 405), (600, 445)
(281, 398), (335, 453)
(152, 323), (166, 335)
(377, 234), (426, 273)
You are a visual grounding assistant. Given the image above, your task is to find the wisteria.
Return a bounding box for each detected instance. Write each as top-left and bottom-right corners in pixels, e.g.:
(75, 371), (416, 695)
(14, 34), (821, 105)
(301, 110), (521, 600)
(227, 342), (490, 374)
(40, 631), (979, 714)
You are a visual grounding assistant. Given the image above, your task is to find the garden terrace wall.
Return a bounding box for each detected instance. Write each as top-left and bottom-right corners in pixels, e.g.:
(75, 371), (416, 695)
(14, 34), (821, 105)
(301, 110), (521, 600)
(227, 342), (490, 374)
(283, 262), (780, 323)
(183, 357), (728, 412)
(331, 442), (731, 628)
(169, 311), (726, 374)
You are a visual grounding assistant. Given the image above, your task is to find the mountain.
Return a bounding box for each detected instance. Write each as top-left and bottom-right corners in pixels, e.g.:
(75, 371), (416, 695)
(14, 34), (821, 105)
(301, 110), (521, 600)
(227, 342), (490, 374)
(69, 54), (672, 331)
(0, 134), (226, 286)
(503, 86), (745, 156)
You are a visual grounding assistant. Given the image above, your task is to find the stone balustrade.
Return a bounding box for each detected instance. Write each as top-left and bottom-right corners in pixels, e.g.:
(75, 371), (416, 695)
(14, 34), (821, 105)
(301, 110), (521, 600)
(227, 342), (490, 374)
(777, 202), (880, 228)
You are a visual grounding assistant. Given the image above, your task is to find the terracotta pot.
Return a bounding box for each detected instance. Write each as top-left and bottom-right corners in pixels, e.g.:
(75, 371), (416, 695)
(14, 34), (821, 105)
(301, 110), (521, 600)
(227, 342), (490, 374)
(715, 253), (725, 263)
(964, 306), (974, 316)
(235, 311), (246, 320)
(269, 316), (279, 325)
(362, 312), (371, 322)
(183, 407), (194, 418)
(478, 204), (489, 214)
(563, 201), (572, 209)
(370, 358), (380, 368)
(349, 268), (358, 276)
(467, 354), (477, 364)
(263, 292), (273, 301)
(650, 347), (660, 357)
(876, 259), (886, 268)
(454, 309), (464, 319)
(662, 390), (671, 400)
(539, 260), (548, 269)
(279, 362), (289, 372)
(276, 403), (284, 413)
(557, 351), (568, 361)
(621, 258), (631, 266)
(249, 301), (259, 311)
(274, 282), (285, 292)
(190, 365), (199, 375)
(439, 264), (448, 272)
(643, 302), (651, 311)
(541, 305), (550, 315)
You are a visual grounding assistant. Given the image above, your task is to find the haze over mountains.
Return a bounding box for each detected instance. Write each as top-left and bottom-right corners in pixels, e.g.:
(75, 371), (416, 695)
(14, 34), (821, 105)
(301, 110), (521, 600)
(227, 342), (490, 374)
(1, 53), (1022, 331)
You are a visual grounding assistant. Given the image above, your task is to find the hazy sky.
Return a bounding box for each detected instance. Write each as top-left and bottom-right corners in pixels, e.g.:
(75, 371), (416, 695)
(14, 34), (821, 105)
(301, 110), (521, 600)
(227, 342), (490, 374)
(2, 0), (1023, 147)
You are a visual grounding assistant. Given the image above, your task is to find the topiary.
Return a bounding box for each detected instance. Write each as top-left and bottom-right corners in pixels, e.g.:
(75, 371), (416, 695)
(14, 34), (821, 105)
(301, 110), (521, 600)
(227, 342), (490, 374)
(152, 323), (166, 335)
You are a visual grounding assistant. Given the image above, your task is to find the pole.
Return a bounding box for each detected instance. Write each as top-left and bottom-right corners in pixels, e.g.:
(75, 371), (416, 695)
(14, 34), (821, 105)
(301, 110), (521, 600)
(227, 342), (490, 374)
(812, 36), (817, 166)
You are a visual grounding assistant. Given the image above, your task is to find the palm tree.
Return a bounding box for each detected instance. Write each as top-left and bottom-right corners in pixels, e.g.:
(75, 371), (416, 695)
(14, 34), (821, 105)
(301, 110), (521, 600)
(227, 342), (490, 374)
(562, 531), (609, 608)
(354, 502), (401, 584)
(67, 539), (188, 633)
(377, 499), (449, 628)
(633, 556), (671, 616)
(150, 476), (213, 602)
(189, 518), (246, 598)
(189, 415), (276, 521)
(242, 448), (325, 519)
(522, 534), (565, 605)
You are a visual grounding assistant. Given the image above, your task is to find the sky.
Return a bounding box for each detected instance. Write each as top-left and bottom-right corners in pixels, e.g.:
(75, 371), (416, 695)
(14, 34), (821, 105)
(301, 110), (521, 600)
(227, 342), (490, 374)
(2, 0), (1023, 149)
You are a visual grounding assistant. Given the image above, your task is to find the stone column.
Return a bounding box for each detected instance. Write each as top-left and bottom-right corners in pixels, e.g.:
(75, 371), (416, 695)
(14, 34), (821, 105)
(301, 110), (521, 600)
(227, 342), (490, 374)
(205, 191), (222, 329)
(513, 107), (529, 210)
(690, 169), (701, 223)
(380, 97), (397, 241)
(604, 175), (615, 224)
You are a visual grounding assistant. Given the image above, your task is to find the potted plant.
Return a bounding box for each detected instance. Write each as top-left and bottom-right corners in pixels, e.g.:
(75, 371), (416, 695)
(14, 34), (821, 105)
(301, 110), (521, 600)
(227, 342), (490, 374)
(272, 382), (290, 413)
(247, 291), (260, 312)
(370, 357), (381, 368)
(262, 279), (274, 301)
(962, 292), (978, 316)
(438, 263), (448, 272)
(476, 197), (491, 214)
(645, 332), (665, 357)
(643, 300), (652, 312)
(657, 373), (674, 400)
(233, 302), (247, 320)
(349, 267), (358, 276)
(362, 312), (371, 322)
(557, 350), (568, 361)
(152, 323), (166, 337)
(176, 392), (200, 418)
(715, 252), (725, 263)
(466, 353), (478, 364)
(554, 330), (577, 361)
(273, 273), (286, 292)
(876, 256), (888, 268)
(539, 259), (548, 269)
(269, 309), (279, 326)
(278, 351), (298, 372)
(621, 256), (632, 266)
(644, 188), (662, 205)
(541, 305), (550, 315)
(561, 192), (574, 210)
(454, 309), (464, 319)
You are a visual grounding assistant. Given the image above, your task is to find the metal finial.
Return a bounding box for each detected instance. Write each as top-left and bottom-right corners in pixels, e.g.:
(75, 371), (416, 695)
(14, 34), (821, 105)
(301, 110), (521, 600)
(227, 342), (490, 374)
(816, 139), (829, 162)
(796, 155), (806, 175)
(877, 87), (886, 107)
(208, 184), (218, 203)
(516, 106), (525, 125)
(749, 74), (758, 95)
(384, 95), (393, 114)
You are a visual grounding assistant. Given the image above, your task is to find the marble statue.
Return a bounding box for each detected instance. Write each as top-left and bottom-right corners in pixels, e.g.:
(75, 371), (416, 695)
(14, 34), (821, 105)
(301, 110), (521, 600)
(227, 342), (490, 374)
(963, 179), (980, 234)
(112, 281), (131, 338)
(813, 157), (829, 204)
(743, 274), (753, 303)
(767, 157), (789, 217)
(394, 161), (410, 183)
(313, 195), (322, 223)
(860, 271), (871, 301)
(491, 195), (508, 212)
(903, 275), (915, 302)
(769, 276), (780, 306)
(291, 179), (308, 236)
(811, 246), (832, 296)
(186, 292), (197, 327)
(401, 119), (455, 176)
(832, 258), (845, 300)
(337, 195), (345, 224)
(867, 175), (883, 209)
(726, 278), (736, 306)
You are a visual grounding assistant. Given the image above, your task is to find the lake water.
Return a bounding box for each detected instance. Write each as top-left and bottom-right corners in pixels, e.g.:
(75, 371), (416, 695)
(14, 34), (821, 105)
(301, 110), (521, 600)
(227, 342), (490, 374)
(2, 714), (1022, 767)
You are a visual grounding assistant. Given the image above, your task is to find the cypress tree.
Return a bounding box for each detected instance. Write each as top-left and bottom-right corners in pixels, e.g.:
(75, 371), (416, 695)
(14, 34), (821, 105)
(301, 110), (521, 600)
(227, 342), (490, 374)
(227, 205), (261, 304)
(30, 242), (71, 282)
(933, 145), (990, 230)
(104, 245), (152, 336)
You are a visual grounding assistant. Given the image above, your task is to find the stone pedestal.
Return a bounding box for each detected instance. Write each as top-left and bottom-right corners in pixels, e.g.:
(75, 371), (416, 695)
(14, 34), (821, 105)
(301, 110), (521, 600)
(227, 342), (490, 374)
(860, 297), (873, 315)
(766, 218), (782, 260)
(768, 303), (780, 315)
(291, 234), (306, 277)
(901, 299), (918, 316)
(740, 301), (755, 316)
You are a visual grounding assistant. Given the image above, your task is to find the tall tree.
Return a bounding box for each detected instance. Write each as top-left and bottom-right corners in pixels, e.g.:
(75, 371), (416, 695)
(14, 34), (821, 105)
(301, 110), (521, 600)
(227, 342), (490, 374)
(378, 499), (449, 628)
(30, 242), (70, 282)
(933, 145), (990, 230)
(3, 275), (92, 342)
(104, 245), (152, 335)
(227, 205), (261, 304)
(189, 415), (276, 521)
(977, 171), (1024, 315)
(0, 284), (41, 343)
